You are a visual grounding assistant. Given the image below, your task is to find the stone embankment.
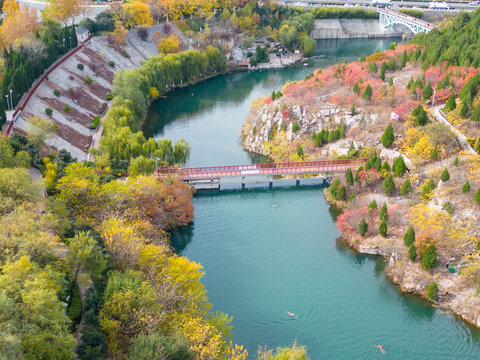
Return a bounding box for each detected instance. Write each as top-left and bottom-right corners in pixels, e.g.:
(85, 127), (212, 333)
(311, 19), (402, 39)
(10, 25), (173, 160)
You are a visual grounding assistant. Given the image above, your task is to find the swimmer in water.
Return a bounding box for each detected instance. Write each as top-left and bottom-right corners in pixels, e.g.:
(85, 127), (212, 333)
(287, 312), (296, 318)
(375, 344), (386, 354)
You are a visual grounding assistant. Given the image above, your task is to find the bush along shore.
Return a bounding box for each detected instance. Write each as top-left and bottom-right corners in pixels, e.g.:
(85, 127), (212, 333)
(242, 10), (480, 328)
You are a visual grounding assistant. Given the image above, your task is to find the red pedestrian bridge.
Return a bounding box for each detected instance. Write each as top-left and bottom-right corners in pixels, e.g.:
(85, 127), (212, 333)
(156, 159), (366, 187)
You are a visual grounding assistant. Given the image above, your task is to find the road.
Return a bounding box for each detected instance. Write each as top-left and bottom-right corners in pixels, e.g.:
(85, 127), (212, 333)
(281, 0), (480, 10)
(18, 0), (110, 22)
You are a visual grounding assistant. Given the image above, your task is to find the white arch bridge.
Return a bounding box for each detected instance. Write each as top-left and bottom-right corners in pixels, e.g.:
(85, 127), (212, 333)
(377, 8), (435, 34)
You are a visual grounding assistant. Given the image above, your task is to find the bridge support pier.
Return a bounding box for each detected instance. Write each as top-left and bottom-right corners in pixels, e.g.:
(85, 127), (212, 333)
(242, 176), (245, 189)
(268, 176), (273, 188)
(296, 174), (300, 186)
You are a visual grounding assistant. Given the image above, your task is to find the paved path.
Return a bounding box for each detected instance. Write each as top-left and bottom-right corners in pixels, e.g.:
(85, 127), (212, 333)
(431, 105), (477, 155)
(18, 0), (110, 22)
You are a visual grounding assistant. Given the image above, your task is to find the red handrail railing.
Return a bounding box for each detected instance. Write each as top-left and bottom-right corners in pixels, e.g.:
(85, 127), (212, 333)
(156, 158), (367, 180)
(3, 35), (93, 136)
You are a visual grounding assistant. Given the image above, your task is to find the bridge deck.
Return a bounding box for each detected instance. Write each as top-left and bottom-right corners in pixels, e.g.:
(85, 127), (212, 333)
(156, 159), (367, 181)
(377, 9), (435, 30)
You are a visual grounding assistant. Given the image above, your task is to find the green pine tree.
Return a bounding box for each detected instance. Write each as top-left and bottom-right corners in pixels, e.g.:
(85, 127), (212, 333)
(353, 81), (360, 94)
(382, 174), (395, 196)
(379, 219), (387, 237)
(422, 243), (437, 270)
(362, 84), (372, 101)
(368, 199), (377, 212)
(393, 156), (406, 177)
(427, 282), (438, 300)
(453, 157), (459, 166)
(379, 203), (388, 221)
(345, 168), (354, 186)
(408, 245), (417, 261)
(444, 91), (456, 111)
(400, 178), (412, 196)
(403, 225), (415, 247)
(382, 123), (394, 148)
(440, 168), (450, 182)
(462, 181), (470, 193)
(474, 188), (480, 204)
(422, 81), (433, 100)
(358, 218), (368, 237)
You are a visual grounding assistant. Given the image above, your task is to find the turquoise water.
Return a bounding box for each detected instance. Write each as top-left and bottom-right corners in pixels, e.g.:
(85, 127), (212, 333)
(144, 39), (480, 359)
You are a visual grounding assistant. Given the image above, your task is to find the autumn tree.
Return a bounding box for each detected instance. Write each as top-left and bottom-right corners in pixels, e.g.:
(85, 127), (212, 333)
(257, 340), (308, 360)
(382, 123), (394, 147)
(45, 0), (82, 25)
(66, 231), (107, 283)
(124, 1), (154, 27)
(0, 5), (40, 46)
(2, 0), (18, 15)
(26, 116), (58, 147)
(158, 34), (180, 54)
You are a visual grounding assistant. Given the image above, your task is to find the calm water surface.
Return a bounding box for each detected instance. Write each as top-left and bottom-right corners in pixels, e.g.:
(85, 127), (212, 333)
(144, 39), (480, 359)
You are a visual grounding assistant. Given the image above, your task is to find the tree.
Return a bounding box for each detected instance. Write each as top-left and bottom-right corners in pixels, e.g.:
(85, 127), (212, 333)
(350, 104), (356, 115)
(0, 167), (41, 216)
(393, 156), (406, 177)
(296, 145), (303, 158)
(353, 81), (360, 94)
(382, 174), (395, 195)
(411, 105), (428, 126)
(422, 242), (437, 270)
(379, 61), (386, 81)
(358, 218), (368, 237)
(26, 116), (58, 147)
(440, 168), (450, 182)
(2, 0), (19, 15)
(66, 231), (107, 283)
(422, 81), (433, 100)
(445, 91), (456, 111)
(292, 121), (299, 132)
(337, 185), (346, 200)
(45, 0), (82, 25)
(427, 281), (438, 300)
(462, 181), (470, 193)
(379, 203), (388, 221)
(382, 123), (394, 147)
(129, 332), (194, 360)
(379, 219), (387, 237)
(0, 257), (76, 359)
(362, 84), (372, 101)
(403, 225), (415, 246)
(124, 1), (154, 27)
(368, 61), (377, 74)
(453, 156), (459, 166)
(474, 188), (480, 204)
(257, 340), (308, 360)
(158, 34), (180, 54)
(301, 37), (316, 57)
(368, 199), (377, 212)
(409, 245), (417, 261)
(0, 5), (40, 46)
(401, 178), (412, 196)
(345, 168), (354, 186)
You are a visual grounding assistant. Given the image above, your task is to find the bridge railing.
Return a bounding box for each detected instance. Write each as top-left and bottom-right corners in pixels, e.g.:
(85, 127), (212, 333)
(156, 158), (367, 179)
(377, 8), (434, 29)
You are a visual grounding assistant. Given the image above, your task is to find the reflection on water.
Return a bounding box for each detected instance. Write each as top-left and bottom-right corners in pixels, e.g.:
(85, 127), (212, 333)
(154, 37), (480, 359)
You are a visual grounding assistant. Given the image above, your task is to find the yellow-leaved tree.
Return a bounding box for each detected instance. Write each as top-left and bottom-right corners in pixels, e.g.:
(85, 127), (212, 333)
(124, 0), (154, 27)
(44, 0), (83, 25)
